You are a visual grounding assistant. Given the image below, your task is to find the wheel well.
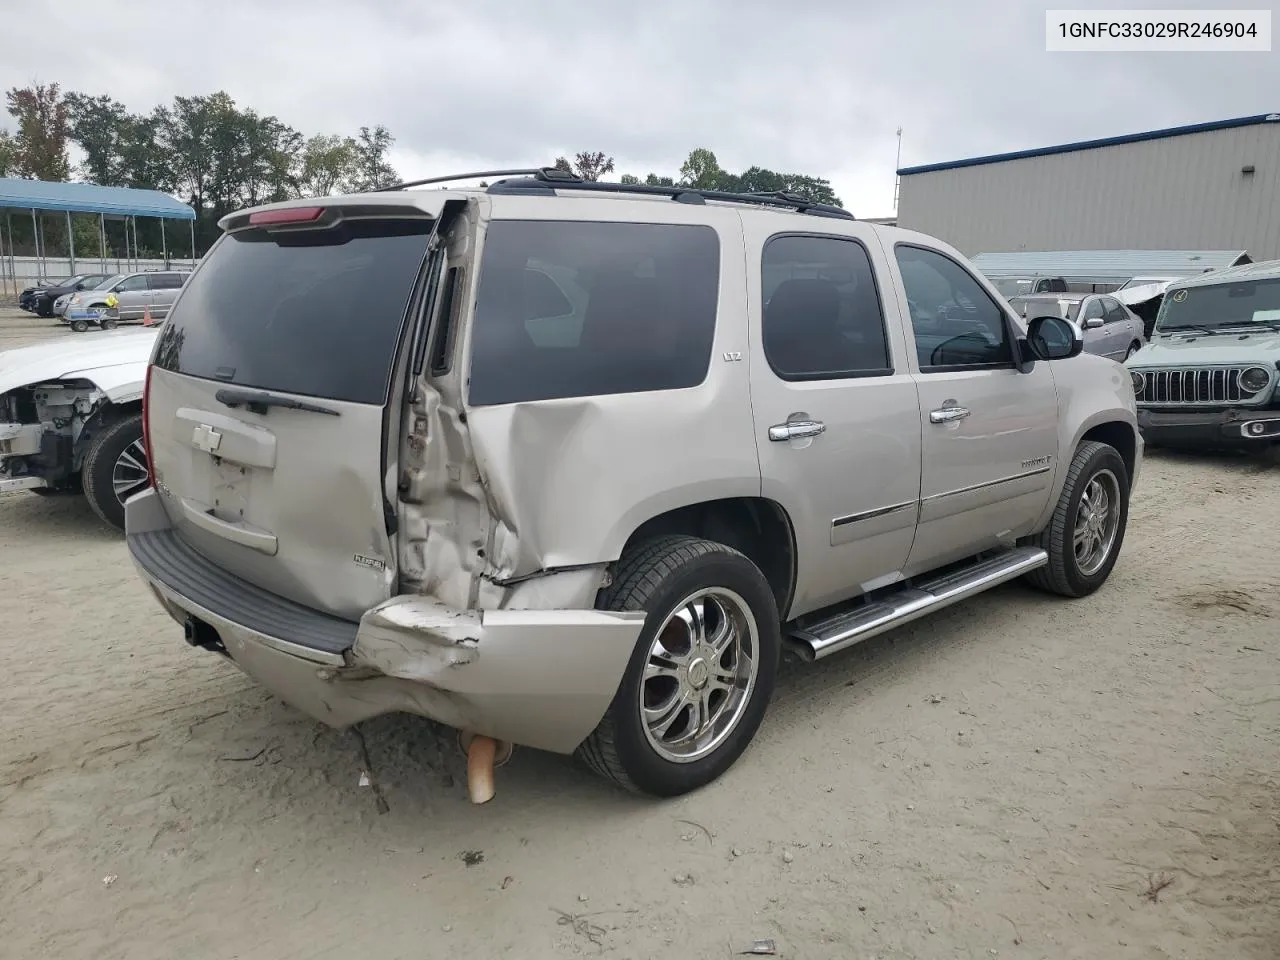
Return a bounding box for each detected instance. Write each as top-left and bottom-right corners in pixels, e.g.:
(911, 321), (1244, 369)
(1081, 421), (1136, 486)
(620, 498), (797, 615)
(75, 399), (141, 471)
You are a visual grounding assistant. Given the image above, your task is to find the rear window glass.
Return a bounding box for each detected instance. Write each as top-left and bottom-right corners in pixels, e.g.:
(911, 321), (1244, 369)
(467, 220), (719, 406)
(153, 218), (431, 404)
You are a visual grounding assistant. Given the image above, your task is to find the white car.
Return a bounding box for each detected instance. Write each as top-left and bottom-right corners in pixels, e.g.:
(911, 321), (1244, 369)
(0, 329), (156, 529)
(1008, 292), (1147, 361)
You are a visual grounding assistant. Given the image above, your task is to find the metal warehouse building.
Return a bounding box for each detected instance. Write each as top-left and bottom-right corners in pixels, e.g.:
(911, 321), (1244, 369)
(896, 113), (1280, 262)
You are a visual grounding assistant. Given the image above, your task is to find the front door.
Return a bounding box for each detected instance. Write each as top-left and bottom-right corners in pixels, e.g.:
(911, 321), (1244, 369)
(112, 274), (153, 320)
(1079, 296), (1111, 357)
(885, 241), (1059, 577)
(746, 225), (923, 620)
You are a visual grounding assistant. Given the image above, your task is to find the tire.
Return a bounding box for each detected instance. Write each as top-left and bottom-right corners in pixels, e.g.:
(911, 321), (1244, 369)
(36, 302), (53, 318)
(1024, 441), (1129, 598)
(99, 317), (118, 330)
(576, 535), (781, 797)
(70, 318), (89, 333)
(81, 412), (149, 531)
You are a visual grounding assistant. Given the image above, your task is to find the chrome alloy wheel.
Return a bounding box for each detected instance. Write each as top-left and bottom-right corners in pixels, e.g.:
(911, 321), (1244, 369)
(112, 438), (150, 505)
(639, 587), (760, 763)
(1073, 468), (1121, 577)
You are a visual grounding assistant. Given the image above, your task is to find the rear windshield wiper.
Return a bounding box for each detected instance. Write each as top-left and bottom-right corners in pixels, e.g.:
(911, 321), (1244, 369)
(215, 387), (340, 417)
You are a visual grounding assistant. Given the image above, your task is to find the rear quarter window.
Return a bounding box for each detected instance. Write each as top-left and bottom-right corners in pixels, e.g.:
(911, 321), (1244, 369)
(467, 220), (720, 406)
(153, 218), (432, 405)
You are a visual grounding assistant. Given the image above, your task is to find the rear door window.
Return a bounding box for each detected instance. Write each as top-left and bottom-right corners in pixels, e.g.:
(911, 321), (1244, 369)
(467, 220), (720, 406)
(153, 218), (432, 405)
(150, 272), (185, 290)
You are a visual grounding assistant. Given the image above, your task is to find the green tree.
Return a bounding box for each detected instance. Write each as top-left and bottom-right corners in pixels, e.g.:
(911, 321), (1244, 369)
(157, 92), (230, 217)
(553, 150), (615, 181)
(626, 148), (841, 206)
(678, 147), (725, 189)
(299, 133), (358, 197)
(5, 82), (70, 180)
(351, 125), (398, 191)
(0, 128), (15, 177)
(64, 92), (130, 184)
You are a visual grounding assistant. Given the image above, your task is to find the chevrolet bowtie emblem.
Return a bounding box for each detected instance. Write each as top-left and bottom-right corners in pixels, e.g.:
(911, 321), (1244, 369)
(191, 424), (223, 454)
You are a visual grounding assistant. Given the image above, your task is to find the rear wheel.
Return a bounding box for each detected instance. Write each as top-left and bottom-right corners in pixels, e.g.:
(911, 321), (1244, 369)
(1024, 441), (1129, 597)
(81, 412), (148, 531)
(576, 535), (781, 797)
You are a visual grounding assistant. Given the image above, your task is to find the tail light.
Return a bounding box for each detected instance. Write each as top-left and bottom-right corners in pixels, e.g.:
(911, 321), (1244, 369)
(142, 363), (155, 489)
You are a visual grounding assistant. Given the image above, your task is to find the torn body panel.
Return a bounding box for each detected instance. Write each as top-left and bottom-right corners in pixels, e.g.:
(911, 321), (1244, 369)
(395, 200), (497, 611)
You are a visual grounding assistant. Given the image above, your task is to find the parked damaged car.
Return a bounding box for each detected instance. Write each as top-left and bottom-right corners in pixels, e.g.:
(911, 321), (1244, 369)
(124, 172), (1141, 803)
(0, 330), (155, 528)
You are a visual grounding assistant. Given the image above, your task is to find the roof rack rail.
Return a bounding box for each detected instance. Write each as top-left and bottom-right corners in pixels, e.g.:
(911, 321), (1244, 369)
(382, 166), (580, 192)
(485, 172), (854, 219)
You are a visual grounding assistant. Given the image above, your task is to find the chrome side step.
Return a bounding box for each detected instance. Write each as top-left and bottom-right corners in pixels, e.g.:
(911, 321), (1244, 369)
(788, 546), (1048, 662)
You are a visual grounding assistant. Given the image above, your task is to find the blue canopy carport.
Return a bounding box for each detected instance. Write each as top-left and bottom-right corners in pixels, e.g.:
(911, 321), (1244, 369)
(0, 177), (196, 299)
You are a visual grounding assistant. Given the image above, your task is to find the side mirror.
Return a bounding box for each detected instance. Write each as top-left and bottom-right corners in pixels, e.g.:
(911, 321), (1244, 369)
(1024, 315), (1084, 361)
(1083, 315), (1104, 329)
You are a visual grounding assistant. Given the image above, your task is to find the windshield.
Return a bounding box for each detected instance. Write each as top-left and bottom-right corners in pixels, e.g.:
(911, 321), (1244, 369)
(91, 275), (122, 290)
(1156, 277), (1280, 331)
(1008, 297), (1080, 321)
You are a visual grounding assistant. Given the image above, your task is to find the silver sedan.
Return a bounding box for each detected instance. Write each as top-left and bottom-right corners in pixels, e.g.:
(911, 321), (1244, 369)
(1009, 293), (1147, 361)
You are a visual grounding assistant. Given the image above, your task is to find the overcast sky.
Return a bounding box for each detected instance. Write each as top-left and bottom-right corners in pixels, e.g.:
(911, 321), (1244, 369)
(3, 0), (1277, 215)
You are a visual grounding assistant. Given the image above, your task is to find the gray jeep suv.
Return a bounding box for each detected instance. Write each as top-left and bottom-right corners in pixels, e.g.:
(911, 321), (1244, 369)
(126, 170), (1141, 800)
(1126, 259), (1280, 455)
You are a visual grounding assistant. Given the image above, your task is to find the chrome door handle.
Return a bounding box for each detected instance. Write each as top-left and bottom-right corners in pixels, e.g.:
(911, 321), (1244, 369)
(929, 403), (971, 424)
(768, 419), (826, 441)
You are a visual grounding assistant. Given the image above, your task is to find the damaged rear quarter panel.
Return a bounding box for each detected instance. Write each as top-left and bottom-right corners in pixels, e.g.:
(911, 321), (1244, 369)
(395, 196), (762, 611)
(460, 198), (761, 582)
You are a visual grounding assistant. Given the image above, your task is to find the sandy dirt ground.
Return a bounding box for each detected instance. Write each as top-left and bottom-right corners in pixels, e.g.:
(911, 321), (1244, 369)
(1, 308), (1277, 959)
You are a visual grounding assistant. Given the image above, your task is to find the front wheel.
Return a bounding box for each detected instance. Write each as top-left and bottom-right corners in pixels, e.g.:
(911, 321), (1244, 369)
(576, 535), (781, 797)
(70, 318), (89, 333)
(1024, 441), (1129, 597)
(81, 412), (149, 531)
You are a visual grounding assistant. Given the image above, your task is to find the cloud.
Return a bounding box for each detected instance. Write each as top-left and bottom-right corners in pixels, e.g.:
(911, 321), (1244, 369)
(2, 0), (1275, 215)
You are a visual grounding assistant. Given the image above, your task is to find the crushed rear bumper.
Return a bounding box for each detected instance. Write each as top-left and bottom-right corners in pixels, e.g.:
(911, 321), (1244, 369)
(125, 488), (644, 754)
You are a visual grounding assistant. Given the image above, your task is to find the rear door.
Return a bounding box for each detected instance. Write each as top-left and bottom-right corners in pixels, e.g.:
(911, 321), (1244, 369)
(147, 272), (186, 316)
(146, 205), (437, 621)
(745, 224), (923, 618)
(1101, 296), (1138, 356)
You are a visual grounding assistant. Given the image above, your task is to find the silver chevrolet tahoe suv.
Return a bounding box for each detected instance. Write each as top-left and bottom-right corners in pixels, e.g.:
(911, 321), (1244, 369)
(126, 169), (1142, 800)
